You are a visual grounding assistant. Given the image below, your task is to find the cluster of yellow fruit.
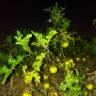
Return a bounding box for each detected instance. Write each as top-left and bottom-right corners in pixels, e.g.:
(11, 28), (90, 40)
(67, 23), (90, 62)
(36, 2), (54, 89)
(43, 82), (58, 95)
(43, 65), (58, 90)
(76, 57), (86, 62)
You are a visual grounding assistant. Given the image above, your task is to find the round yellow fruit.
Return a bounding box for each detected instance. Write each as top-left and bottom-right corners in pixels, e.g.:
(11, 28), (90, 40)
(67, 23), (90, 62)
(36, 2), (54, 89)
(63, 42), (69, 48)
(82, 58), (86, 62)
(22, 92), (32, 96)
(44, 82), (50, 89)
(86, 83), (94, 90)
(50, 65), (58, 74)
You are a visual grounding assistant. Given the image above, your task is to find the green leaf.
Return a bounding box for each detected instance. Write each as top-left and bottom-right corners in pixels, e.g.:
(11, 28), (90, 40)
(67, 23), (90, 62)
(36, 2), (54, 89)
(8, 56), (17, 66)
(0, 66), (9, 74)
(22, 66), (41, 84)
(15, 31), (32, 52)
(59, 81), (67, 91)
(31, 30), (57, 48)
(32, 52), (47, 71)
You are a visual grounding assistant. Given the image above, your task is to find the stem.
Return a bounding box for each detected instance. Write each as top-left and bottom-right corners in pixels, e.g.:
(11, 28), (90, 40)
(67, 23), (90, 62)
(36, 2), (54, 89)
(45, 46), (61, 63)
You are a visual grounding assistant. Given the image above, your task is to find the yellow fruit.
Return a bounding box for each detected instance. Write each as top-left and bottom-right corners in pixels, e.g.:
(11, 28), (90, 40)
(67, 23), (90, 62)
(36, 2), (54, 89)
(22, 92), (32, 96)
(50, 92), (58, 96)
(44, 82), (50, 89)
(69, 59), (74, 63)
(50, 65), (58, 74)
(65, 61), (70, 65)
(86, 83), (94, 90)
(84, 91), (88, 96)
(63, 42), (69, 48)
(53, 92), (58, 96)
(76, 57), (80, 61)
(43, 74), (48, 80)
(82, 58), (86, 62)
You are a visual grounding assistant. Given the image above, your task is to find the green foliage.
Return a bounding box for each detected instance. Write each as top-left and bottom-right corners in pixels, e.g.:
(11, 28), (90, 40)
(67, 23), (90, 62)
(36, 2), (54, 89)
(8, 55), (24, 67)
(49, 28), (76, 58)
(44, 2), (70, 32)
(0, 26), (58, 85)
(32, 52), (47, 71)
(0, 52), (8, 62)
(43, 3), (77, 58)
(22, 29), (57, 84)
(14, 30), (32, 52)
(22, 65), (41, 84)
(0, 66), (9, 75)
(59, 61), (85, 96)
(0, 54), (24, 84)
(0, 31), (31, 84)
(31, 29), (57, 48)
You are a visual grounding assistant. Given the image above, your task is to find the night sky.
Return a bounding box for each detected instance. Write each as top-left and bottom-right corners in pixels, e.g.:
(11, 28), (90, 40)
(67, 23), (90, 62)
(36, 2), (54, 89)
(0, 0), (96, 43)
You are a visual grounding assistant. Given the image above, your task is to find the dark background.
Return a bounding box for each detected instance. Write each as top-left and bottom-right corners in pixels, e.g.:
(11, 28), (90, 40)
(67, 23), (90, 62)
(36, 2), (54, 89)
(0, 0), (96, 44)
